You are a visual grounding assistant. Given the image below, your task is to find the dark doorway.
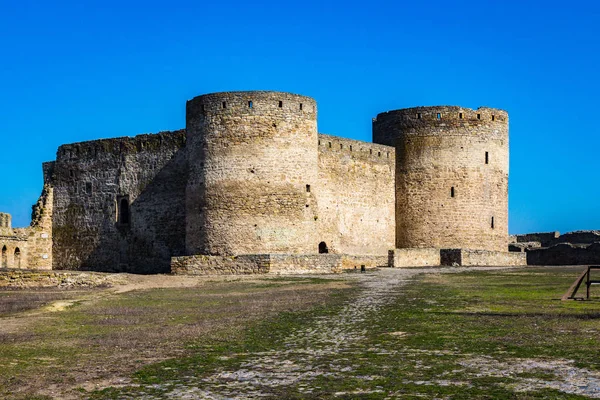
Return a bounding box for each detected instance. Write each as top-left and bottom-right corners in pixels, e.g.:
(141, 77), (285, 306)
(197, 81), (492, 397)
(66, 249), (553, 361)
(1, 246), (7, 268)
(14, 248), (21, 269)
(318, 241), (329, 254)
(119, 197), (130, 225)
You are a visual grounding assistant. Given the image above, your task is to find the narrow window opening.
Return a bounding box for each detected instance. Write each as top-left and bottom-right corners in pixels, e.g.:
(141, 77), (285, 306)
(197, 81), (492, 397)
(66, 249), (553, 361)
(118, 197), (130, 225)
(222, 102), (227, 109)
(491, 216), (495, 229)
(417, 113), (422, 119)
(202, 104), (206, 112)
(299, 103), (303, 110)
(459, 112), (463, 119)
(492, 115), (495, 121)
(328, 142), (332, 148)
(248, 101), (253, 108)
(14, 248), (21, 269)
(370, 149), (373, 155)
(340, 143), (343, 149)
(349, 145), (353, 151)
(278, 100), (283, 108)
(69, 170), (74, 178)
(387, 152), (390, 158)
(477, 113), (481, 120)
(85, 182), (92, 194)
(451, 187), (455, 198)
(378, 151), (381, 157)
(318, 241), (329, 254)
(318, 140), (321, 145)
(485, 151), (489, 164)
(436, 113), (441, 120)
(306, 184), (311, 193)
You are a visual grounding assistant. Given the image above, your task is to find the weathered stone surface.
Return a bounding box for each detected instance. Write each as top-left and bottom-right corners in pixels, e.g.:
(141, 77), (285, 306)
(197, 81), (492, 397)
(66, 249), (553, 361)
(51, 131), (187, 273)
(441, 249), (526, 267)
(513, 232), (560, 247)
(171, 254), (343, 275)
(373, 106), (509, 252)
(526, 242), (600, 265)
(2, 91), (521, 273)
(316, 134), (395, 256)
(389, 248), (441, 268)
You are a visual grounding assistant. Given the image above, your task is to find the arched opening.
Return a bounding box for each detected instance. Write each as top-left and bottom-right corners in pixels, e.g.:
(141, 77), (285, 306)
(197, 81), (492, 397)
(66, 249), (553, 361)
(1, 246), (7, 268)
(318, 241), (329, 254)
(14, 248), (21, 269)
(119, 198), (130, 225)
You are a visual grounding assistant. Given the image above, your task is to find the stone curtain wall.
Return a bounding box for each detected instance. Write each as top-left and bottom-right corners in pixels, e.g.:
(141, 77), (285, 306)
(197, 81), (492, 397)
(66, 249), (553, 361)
(373, 106), (509, 252)
(51, 131), (187, 273)
(185, 91), (319, 256)
(315, 134), (395, 256)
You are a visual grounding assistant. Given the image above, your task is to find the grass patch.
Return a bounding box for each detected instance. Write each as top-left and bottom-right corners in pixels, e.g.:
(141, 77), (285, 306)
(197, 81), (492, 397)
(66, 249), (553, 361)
(0, 277), (352, 399)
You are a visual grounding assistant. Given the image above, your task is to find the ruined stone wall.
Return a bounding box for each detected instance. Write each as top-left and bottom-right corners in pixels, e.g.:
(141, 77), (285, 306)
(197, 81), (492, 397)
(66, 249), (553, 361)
(513, 232), (560, 247)
(316, 134), (395, 256)
(440, 249), (526, 266)
(186, 91), (318, 256)
(550, 231), (600, 246)
(526, 243), (600, 265)
(373, 106), (508, 252)
(0, 213), (28, 269)
(51, 131), (187, 273)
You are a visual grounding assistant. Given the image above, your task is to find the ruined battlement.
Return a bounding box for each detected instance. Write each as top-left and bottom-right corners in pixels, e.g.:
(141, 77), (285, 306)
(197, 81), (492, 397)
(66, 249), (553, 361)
(0, 213), (11, 230)
(56, 130), (186, 162)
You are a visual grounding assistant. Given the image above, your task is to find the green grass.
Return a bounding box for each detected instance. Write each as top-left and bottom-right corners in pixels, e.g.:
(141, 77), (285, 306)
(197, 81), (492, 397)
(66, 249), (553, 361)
(88, 266), (600, 399)
(0, 277), (352, 399)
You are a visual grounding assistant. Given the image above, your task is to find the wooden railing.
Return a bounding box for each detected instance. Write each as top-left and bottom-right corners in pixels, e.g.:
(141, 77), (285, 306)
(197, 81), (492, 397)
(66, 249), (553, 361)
(562, 266), (600, 301)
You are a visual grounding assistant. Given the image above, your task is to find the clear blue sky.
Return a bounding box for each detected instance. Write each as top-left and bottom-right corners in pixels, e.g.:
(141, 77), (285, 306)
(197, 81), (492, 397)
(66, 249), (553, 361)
(1, 0), (598, 234)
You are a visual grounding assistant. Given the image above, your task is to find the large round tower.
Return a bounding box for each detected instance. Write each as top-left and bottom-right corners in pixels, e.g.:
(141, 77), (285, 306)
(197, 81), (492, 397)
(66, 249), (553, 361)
(185, 91), (318, 256)
(373, 106), (508, 252)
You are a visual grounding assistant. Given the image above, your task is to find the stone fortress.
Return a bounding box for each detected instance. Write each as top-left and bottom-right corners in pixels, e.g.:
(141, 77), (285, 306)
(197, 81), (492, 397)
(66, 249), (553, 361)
(0, 91), (527, 274)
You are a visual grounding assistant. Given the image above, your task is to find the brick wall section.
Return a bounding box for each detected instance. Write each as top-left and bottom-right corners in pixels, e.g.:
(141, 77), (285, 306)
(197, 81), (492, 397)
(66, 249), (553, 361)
(51, 130), (187, 273)
(185, 91), (319, 256)
(373, 106), (509, 252)
(316, 134), (395, 256)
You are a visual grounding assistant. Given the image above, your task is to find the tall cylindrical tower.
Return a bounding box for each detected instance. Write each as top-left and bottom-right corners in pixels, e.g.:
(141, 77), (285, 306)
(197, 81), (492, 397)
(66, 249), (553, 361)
(373, 106), (508, 252)
(186, 91), (318, 256)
